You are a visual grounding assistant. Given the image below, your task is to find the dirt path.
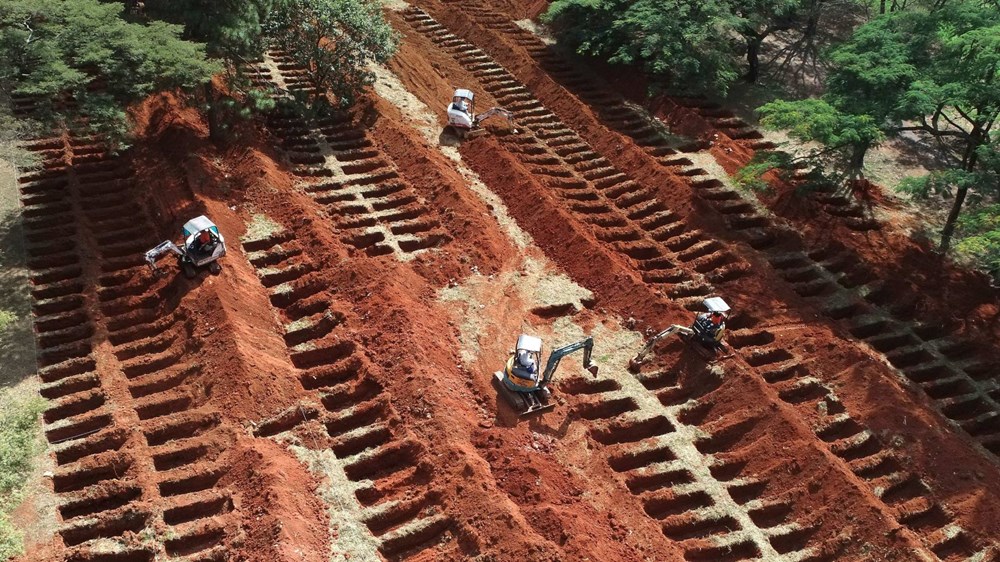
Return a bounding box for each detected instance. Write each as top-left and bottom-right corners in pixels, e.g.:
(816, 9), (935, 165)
(0, 159), (36, 389)
(0, 156), (57, 559)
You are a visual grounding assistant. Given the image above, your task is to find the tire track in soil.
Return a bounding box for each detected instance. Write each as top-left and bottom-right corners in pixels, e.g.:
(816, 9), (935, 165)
(241, 223), (480, 560)
(394, 8), (997, 559)
(16, 126), (238, 562)
(247, 50), (449, 260)
(413, 2), (1000, 469)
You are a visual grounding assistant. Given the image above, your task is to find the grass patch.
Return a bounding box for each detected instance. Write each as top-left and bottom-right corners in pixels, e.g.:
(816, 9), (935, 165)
(0, 311), (14, 332)
(0, 392), (46, 560)
(242, 214), (282, 243)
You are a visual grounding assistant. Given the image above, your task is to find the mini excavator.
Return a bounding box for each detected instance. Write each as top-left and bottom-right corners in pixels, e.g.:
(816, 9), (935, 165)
(494, 334), (598, 415)
(144, 215), (226, 279)
(629, 297), (733, 371)
(446, 88), (517, 139)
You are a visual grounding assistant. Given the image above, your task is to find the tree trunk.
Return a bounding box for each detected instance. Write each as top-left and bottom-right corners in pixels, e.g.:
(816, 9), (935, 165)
(880, 0), (887, 14)
(746, 38), (762, 83)
(939, 125), (985, 252)
(848, 142), (869, 181)
(205, 83), (226, 145)
(939, 185), (968, 253)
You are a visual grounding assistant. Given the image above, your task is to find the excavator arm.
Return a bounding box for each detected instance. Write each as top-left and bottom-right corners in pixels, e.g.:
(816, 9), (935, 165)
(144, 240), (184, 273)
(629, 325), (692, 371)
(540, 336), (595, 385)
(474, 107), (516, 129)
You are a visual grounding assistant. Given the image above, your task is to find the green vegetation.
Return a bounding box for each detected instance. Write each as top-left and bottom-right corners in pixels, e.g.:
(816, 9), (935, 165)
(0, 310), (14, 331)
(757, 1), (1000, 256)
(543, 0), (740, 94)
(0, 392), (46, 560)
(734, 151), (795, 192)
(1, 0), (398, 144)
(546, 0), (999, 276)
(954, 205), (1000, 280)
(543, 0), (835, 94)
(0, 0), (220, 144)
(264, 0), (399, 107)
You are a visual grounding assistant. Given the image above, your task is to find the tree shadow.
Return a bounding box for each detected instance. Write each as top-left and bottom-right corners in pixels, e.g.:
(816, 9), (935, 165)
(0, 206), (39, 390)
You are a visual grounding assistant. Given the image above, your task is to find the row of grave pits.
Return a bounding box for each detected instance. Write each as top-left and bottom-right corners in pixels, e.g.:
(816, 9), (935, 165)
(246, 51), (449, 260)
(242, 230), (479, 560)
(18, 130), (235, 561)
(724, 316), (988, 560)
(400, 8), (751, 312)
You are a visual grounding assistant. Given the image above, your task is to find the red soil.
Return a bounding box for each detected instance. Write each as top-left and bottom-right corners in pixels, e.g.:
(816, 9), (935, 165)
(14, 3), (1000, 562)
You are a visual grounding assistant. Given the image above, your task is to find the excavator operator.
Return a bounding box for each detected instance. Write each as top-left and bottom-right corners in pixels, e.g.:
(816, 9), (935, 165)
(692, 309), (727, 349)
(512, 348), (539, 382)
(192, 230), (216, 255)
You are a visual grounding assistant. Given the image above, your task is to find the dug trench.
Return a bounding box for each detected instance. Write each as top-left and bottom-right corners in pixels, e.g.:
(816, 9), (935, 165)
(386, 5), (994, 553)
(227, 69), (935, 559)
(396, 0), (1000, 444)
(15, 97), (332, 562)
(12, 7), (1000, 562)
(441, 0), (1000, 339)
(229, 51), (684, 559)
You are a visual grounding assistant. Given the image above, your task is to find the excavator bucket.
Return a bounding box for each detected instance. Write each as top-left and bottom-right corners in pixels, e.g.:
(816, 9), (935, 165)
(492, 372), (554, 416)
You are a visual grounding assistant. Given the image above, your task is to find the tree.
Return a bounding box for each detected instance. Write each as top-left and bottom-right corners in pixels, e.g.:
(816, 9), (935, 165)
(728, 0), (803, 83)
(893, 10), (1000, 250)
(757, 9), (925, 179)
(0, 0), (219, 142)
(142, 0), (289, 142)
(543, 0), (742, 94)
(758, 98), (884, 180)
(264, 0), (398, 107)
(758, 0), (1000, 261)
(144, 0), (282, 61)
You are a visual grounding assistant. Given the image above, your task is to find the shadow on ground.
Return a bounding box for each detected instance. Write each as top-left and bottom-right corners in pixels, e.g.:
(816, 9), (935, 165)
(0, 162), (38, 389)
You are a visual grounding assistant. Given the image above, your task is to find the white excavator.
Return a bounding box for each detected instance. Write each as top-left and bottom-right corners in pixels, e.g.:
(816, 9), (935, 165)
(629, 297), (733, 371)
(446, 88), (517, 139)
(144, 215), (226, 278)
(494, 334), (598, 415)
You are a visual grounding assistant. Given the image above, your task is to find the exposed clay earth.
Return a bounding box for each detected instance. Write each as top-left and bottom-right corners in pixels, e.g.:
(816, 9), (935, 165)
(10, 1), (1000, 562)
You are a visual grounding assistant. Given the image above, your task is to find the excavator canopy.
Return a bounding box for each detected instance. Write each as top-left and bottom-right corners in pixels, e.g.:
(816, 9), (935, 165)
(182, 215), (219, 238)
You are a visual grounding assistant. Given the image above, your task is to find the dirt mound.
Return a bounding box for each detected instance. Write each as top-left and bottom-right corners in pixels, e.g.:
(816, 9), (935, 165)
(12, 1), (1000, 561)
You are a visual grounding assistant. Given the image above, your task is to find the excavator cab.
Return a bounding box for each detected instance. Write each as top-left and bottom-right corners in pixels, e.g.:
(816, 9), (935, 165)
(690, 297), (730, 349)
(182, 217), (223, 264)
(494, 334), (597, 416)
(145, 215), (226, 279)
(446, 89), (476, 132)
(502, 335), (544, 393)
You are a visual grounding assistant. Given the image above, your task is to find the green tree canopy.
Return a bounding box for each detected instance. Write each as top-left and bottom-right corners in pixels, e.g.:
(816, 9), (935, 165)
(144, 0), (283, 61)
(543, 0), (742, 94)
(264, 0), (398, 107)
(0, 0), (219, 139)
(758, 0), (1000, 259)
(758, 98), (885, 178)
